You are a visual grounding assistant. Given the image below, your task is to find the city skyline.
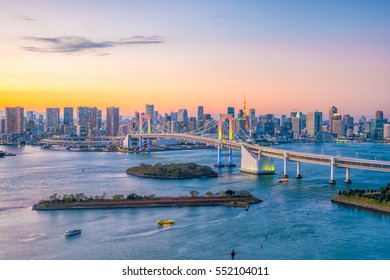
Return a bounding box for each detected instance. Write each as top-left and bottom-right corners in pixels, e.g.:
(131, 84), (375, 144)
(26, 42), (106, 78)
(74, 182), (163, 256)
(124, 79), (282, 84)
(0, 104), (388, 121)
(1, 1), (389, 115)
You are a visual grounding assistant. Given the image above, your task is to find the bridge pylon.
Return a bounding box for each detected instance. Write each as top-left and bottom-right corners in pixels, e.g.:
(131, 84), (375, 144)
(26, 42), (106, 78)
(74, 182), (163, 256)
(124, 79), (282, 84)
(214, 114), (236, 167)
(139, 114), (151, 152)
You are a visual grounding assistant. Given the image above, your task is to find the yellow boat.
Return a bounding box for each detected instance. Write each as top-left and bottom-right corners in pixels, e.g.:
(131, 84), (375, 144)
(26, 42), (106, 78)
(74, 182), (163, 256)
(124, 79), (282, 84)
(279, 178), (290, 183)
(157, 219), (174, 225)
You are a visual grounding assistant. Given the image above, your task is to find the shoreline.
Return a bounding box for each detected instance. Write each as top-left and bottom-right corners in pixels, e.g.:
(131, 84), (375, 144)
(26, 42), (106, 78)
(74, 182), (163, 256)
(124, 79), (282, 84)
(32, 196), (261, 210)
(125, 173), (218, 179)
(331, 195), (390, 214)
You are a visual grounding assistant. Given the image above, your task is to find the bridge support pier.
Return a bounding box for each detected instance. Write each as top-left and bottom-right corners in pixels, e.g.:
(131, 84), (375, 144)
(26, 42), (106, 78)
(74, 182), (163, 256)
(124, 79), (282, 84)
(282, 153), (289, 179)
(344, 168), (352, 184)
(147, 139), (151, 152)
(329, 157), (336, 184)
(295, 162), (302, 178)
(214, 146), (225, 167)
(138, 138), (143, 150)
(225, 148), (237, 167)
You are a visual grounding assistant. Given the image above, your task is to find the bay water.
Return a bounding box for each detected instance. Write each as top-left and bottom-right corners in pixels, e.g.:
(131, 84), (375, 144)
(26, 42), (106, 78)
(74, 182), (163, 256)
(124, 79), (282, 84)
(0, 142), (389, 260)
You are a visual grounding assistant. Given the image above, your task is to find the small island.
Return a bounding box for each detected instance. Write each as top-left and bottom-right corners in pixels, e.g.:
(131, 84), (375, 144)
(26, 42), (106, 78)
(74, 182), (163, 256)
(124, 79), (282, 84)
(126, 163), (218, 179)
(331, 183), (390, 214)
(32, 190), (260, 210)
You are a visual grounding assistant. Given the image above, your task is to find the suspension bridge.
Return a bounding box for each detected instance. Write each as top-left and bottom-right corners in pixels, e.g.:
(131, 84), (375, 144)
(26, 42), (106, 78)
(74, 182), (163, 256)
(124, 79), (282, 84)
(41, 114), (390, 184)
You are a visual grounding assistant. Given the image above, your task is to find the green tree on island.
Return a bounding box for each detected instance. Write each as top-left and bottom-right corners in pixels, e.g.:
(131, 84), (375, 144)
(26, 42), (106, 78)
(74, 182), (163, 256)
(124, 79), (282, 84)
(112, 194), (125, 200)
(205, 191), (214, 197)
(189, 190), (199, 197)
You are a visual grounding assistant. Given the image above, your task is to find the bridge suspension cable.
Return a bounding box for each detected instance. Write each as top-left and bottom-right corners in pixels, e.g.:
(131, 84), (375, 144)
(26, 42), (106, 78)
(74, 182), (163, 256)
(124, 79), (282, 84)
(187, 120), (218, 136)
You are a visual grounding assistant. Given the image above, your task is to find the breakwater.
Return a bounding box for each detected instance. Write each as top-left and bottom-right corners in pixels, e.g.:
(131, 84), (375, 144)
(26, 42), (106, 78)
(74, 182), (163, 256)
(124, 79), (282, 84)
(32, 196), (261, 210)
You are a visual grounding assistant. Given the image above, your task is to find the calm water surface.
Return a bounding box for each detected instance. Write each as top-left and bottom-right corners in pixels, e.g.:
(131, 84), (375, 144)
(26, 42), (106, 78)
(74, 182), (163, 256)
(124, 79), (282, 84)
(0, 142), (389, 260)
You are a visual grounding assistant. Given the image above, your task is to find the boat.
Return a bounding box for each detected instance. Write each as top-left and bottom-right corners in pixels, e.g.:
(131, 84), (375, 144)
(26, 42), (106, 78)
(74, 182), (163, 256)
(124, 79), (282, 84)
(157, 219), (174, 225)
(65, 229), (82, 236)
(0, 151), (5, 158)
(279, 178), (290, 183)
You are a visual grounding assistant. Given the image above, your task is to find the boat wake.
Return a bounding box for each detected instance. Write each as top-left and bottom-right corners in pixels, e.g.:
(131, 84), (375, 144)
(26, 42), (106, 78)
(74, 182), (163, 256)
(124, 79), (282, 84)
(18, 233), (47, 242)
(0, 206), (28, 212)
(109, 227), (172, 241)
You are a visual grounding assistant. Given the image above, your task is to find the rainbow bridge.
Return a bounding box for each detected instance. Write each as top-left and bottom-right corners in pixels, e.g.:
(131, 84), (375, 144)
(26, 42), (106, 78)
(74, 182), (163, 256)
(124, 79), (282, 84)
(41, 114), (390, 184)
(41, 131), (390, 185)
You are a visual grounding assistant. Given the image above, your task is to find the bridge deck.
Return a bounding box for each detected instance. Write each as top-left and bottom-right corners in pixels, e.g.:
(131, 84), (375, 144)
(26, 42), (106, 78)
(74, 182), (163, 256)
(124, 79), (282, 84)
(41, 133), (390, 172)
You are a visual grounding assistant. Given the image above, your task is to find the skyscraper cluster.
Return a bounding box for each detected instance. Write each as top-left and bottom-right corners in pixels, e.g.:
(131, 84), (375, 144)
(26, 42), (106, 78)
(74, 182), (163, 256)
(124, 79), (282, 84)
(0, 103), (388, 145)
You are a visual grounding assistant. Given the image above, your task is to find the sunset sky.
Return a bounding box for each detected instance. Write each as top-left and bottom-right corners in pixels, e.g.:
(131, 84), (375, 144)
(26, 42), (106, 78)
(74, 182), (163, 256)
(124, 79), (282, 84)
(1, 0), (389, 117)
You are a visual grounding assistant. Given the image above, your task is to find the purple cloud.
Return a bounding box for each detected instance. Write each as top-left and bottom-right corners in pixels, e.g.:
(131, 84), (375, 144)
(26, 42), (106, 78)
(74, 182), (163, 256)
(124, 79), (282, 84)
(23, 36), (164, 54)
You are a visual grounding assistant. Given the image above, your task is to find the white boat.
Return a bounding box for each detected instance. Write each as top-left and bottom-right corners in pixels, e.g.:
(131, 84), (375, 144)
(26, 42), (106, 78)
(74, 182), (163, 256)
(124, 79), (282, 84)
(65, 229), (82, 236)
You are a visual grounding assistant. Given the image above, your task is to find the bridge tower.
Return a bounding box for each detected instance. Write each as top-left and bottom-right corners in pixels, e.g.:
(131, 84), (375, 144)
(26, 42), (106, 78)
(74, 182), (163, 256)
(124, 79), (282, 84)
(139, 114), (151, 152)
(214, 114), (236, 167)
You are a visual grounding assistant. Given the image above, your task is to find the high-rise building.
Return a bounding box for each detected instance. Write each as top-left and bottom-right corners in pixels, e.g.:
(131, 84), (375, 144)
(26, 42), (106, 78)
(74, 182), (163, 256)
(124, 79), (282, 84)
(329, 106), (338, 132)
(238, 109), (244, 119)
(77, 107), (99, 137)
(369, 119), (386, 140)
(46, 108), (60, 132)
(384, 124), (390, 139)
(64, 107), (74, 125)
(134, 111), (140, 123)
(5, 106), (24, 134)
(333, 120), (345, 137)
(188, 117), (197, 131)
(227, 107), (235, 118)
(281, 115), (287, 125)
(197, 106), (204, 121)
(88, 108), (99, 135)
(177, 109), (189, 123)
(343, 114), (354, 129)
(119, 124), (128, 135)
(97, 109), (102, 129)
(0, 119), (5, 133)
(145, 104), (154, 116)
(376, 110), (384, 120)
(249, 108), (256, 128)
(106, 107), (119, 136)
(292, 115), (302, 134)
(77, 107), (90, 128)
(264, 121), (275, 136)
(306, 111), (323, 136)
(332, 114), (344, 136)
(203, 114), (211, 121)
(274, 118), (281, 129)
(26, 111), (35, 123)
(234, 118), (247, 135)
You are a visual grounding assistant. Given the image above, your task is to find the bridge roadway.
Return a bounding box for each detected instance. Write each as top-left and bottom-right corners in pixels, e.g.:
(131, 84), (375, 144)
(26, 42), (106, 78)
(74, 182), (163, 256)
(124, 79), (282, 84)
(41, 133), (390, 173)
